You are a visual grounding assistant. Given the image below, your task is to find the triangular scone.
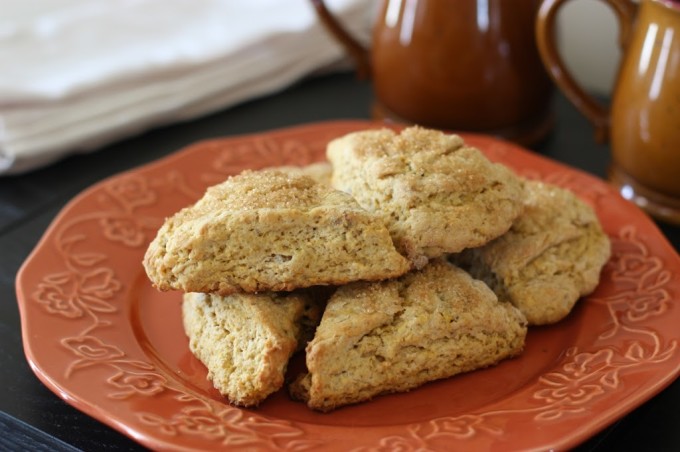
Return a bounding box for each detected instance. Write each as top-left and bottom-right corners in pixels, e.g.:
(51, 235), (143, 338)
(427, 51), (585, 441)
(289, 259), (527, 412)
(327, 127), (524, 269)
(182, 290), (322, 407)
(144, 170), (410, 295)
(452, 180), (611, 325)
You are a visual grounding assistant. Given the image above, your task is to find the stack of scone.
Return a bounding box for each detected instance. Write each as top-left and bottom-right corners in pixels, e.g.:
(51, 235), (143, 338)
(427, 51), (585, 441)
(143, 126), (611, 411)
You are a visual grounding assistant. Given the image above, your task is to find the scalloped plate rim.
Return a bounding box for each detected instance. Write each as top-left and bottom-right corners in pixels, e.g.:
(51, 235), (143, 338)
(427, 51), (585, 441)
(15, 120), (680, 451)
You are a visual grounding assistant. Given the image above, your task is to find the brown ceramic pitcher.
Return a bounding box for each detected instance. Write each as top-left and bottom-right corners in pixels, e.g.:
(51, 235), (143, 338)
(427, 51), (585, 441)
(312, 0), (554, 146)
(536, 0), (680, 224)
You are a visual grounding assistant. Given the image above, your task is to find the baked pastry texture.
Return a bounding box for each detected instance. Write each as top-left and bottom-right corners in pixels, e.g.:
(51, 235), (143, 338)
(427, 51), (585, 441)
(452, 180), (611, 325)
(143, 169), (410, 295)
(326, 127), (524, 269)
(289, 259), (527, 412)
(182, 290), (322, 407)
(271, 162), (332, 186)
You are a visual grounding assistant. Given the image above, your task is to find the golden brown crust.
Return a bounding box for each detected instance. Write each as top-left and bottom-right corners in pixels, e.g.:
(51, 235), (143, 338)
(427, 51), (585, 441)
(327, 127), (524, 269)
(452, 180), (611, 325)
(270, 162), (333, 186)
(143, 169), (410, 295)
(182, 291), (321, 407)
(289, 259), (527, 412)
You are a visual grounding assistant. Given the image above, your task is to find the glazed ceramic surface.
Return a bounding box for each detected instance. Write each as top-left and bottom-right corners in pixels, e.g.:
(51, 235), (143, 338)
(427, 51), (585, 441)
(313, 0), (554, 145)
(16, 121), (680, 451)
(537, 0), (680, 223)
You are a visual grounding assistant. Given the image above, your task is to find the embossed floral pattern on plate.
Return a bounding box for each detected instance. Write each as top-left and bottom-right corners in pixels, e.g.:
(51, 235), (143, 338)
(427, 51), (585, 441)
(16, 121), (680, 451)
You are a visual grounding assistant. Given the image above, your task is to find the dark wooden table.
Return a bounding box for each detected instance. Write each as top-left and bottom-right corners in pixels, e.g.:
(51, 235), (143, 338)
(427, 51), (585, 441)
(1, 71), (678, 451)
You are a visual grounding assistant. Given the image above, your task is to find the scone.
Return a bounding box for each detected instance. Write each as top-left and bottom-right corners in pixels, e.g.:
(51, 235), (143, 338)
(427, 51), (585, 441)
(289, 259), (527, 412)
(182, 290), (322, 407)
(452, 180), (611, 325)
(144, 169), (410, 295)
(327, 126), (524, 268)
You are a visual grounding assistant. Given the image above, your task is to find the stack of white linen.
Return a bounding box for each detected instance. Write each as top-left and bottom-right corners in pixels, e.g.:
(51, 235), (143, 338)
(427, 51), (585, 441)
(0, 0), (371, 175)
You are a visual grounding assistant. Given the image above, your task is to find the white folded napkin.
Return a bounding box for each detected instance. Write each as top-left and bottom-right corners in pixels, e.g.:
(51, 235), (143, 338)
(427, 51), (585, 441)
(0, 0), (371, 175)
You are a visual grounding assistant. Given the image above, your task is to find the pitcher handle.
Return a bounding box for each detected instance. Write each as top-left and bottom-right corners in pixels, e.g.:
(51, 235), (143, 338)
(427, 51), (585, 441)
(535, 0), (638, 143)
(311, 0), (371, 79)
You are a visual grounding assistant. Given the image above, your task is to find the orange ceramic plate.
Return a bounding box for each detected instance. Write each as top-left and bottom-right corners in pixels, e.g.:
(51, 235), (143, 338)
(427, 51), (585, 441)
(16, 121), (680, 451)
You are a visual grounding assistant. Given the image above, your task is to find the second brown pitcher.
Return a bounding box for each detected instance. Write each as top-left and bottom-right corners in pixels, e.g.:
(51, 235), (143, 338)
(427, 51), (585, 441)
(536, 0), (680, 224)
(312, 0), (555, 146)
